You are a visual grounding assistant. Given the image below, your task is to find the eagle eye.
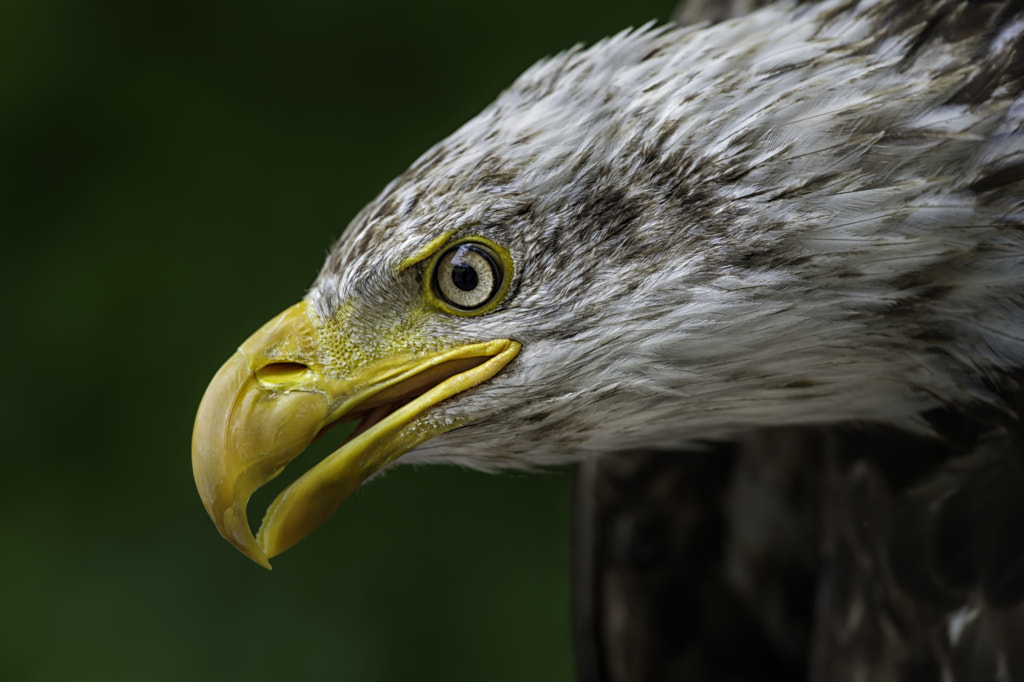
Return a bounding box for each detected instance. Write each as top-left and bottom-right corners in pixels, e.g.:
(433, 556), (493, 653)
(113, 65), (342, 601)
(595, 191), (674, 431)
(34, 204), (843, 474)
(429, 240), (509, 314)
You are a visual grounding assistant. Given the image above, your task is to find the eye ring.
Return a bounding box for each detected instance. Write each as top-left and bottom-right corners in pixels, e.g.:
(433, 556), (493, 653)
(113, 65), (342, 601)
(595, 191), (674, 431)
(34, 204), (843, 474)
(428, 239), (511, 315)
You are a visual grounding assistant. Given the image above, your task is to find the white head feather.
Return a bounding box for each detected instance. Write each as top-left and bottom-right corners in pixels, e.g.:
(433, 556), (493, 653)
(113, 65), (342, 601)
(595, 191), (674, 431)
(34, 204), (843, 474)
(309, 0), (1024, 469)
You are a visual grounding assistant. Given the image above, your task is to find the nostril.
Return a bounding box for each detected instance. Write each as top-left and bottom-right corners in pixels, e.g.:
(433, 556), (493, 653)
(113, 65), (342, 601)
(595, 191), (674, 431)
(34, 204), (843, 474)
(256, 362), (310, 384)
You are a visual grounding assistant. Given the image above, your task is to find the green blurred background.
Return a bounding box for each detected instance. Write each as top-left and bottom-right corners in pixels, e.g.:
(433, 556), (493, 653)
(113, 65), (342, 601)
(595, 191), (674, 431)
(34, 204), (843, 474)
(2, 0), (673, 679)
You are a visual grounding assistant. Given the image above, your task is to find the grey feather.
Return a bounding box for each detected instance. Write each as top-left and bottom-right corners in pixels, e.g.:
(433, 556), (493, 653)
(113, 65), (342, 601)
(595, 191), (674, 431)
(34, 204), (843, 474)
(312, 0), (1024, 470)
(304, 0), (1024, 679)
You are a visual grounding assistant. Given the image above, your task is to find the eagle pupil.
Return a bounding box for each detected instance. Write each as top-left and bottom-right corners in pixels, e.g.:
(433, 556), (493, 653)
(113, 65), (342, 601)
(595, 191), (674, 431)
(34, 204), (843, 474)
(451, 264), (478, 291)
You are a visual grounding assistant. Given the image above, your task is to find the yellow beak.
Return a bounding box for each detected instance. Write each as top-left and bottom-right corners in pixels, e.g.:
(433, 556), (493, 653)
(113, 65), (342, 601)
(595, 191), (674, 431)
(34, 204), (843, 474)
(191, 301), (520, 568)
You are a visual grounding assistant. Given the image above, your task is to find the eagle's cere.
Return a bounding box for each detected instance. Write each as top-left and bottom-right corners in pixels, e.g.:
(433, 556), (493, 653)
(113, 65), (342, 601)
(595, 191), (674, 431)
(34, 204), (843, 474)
(193, 0), (1024, 592)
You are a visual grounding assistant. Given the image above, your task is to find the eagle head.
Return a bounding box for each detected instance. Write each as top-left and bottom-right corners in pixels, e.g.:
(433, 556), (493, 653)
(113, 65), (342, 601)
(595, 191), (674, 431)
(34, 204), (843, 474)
(192, 0), (1024, 567)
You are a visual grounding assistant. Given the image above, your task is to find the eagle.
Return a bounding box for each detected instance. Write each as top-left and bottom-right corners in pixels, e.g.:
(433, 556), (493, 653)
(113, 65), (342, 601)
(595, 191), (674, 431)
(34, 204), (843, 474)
(192, 0), (1024, 679)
